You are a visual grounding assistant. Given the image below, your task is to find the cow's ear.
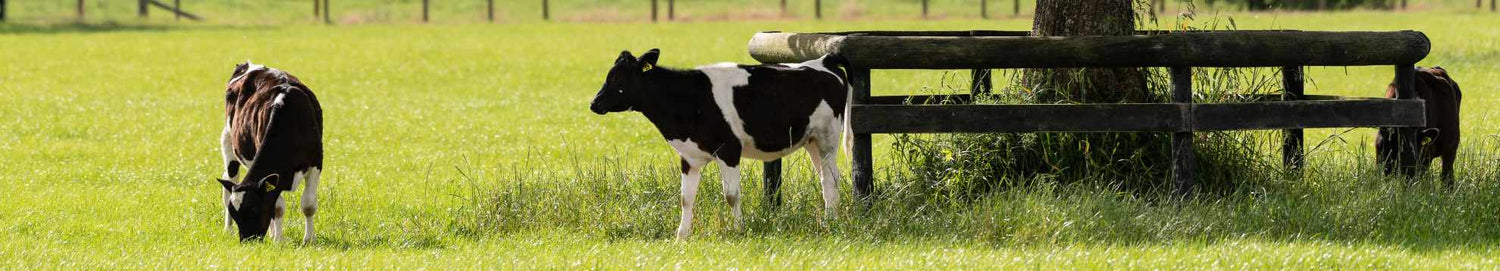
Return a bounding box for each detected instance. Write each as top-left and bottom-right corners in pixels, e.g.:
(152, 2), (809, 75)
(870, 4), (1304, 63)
(232, 62), (251, 79)
(217, 178), (236, 191)
(258, 174), (281, 192)
(617, 50), (635, 64)
(1421, 128), (1441, 142)
(639, 49), (660, 67)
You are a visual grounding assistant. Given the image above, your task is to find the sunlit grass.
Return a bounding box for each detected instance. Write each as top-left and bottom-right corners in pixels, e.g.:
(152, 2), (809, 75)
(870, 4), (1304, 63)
(0, 10), (1497, 269)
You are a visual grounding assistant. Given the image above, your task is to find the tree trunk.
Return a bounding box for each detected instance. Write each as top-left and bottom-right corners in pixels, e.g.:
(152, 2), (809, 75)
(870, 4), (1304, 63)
(1027, 0), (1148, 103)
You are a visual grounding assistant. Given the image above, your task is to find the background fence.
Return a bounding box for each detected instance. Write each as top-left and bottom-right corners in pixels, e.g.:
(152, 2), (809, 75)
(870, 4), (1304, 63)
(0, 0), (1492, 24)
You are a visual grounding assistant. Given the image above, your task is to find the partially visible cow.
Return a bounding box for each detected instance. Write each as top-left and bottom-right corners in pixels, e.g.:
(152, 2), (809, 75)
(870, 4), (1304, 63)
(1377, 66), (1462, 185)
(589, 49), (850, 239)
(217, 62), (325, 242)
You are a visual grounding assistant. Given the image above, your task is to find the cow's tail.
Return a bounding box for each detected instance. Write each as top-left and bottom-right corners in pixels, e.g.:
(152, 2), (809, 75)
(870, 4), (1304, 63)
(240, 84), (294, 188)
(821, 53), (855, 160)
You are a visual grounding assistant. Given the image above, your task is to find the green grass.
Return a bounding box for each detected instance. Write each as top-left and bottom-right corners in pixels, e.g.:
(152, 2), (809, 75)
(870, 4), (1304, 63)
(2, 9), (1500, 269)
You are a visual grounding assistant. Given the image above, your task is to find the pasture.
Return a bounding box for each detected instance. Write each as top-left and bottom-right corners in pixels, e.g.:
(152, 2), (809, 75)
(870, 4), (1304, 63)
(3, 9), (1500, 269)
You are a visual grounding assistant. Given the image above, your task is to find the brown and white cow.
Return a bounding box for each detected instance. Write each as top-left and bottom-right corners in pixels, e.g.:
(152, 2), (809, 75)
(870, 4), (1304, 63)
(1377, 66), (1462, 185)
(589, 49), (850, 239)
(217, 62), (325, 242)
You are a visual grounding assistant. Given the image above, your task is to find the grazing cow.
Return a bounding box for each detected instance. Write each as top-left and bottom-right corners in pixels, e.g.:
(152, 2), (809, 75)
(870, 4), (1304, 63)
(217, 62), (325, 242)
(1377, 66), (1462, 185)
(589, 49), (850, 239)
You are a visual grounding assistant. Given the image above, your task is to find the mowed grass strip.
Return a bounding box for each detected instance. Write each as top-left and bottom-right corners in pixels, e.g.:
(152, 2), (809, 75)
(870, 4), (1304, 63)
(1, 11), (1499, 268)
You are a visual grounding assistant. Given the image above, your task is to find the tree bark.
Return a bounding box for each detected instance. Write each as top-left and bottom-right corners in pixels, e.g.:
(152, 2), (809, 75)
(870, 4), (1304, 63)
(1028, 0), (1148, 103)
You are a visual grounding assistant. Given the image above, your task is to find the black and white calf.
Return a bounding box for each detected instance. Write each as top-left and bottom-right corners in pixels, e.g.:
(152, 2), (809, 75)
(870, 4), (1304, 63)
(589, 49), (850, 239)
(217, 62), (325, 242)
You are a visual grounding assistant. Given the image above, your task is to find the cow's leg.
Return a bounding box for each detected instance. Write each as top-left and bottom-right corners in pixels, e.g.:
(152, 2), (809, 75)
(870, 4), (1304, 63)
(1441, 152), (1457, 188)
(271, 196), (286, 242)
(805, 140), (841, 219)
(677, 159), (705, 240)
(219, 127), (239, 231)
(301, 167), (321, 244)
(716, 158), (743, 229)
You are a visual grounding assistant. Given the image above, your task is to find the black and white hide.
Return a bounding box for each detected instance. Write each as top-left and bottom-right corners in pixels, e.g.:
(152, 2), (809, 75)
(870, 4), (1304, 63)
(217, 62), (325, 242)
(589, 49), (850, 239)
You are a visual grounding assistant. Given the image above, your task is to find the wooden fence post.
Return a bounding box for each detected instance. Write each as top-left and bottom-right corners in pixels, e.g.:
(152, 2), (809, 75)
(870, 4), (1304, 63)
(324, 0), (331, 24)
(668, 0), (674, 21)
(422, 0), (428, 23)
(78, 0), (85, 20)
(1012, 0), (1019, 16)
(488, 0), (494, 22)
(139, 0), (148, 18)
(314, 0), (320, 17)
(1171, 66), (1196, 195)
(980, 0), (988, 19)
(1281, 66), (1305, 171)
(1159, 0), (1166, 13)
(815, 0), (822, 20)
(1, 0), (6, 21)
(175, 0), (181, 20)
(542, 0), (549, 20)
(763, 160), (783, 208)
(1394, 64), (1421, 178)
(921, 0), (928, 19)
(780, 0), (787, 17)
(651, 0), (658, 22)
(1492, 0), (1496, 12)
(850, 67), (874, 203)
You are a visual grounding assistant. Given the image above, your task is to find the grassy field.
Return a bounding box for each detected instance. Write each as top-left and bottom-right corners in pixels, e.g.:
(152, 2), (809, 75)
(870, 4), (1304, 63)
(3, 8), (1500, 269)
(4, 0), (1495, 24)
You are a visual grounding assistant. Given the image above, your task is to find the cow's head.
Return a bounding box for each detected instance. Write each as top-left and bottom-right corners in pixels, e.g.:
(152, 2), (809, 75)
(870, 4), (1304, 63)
(1375, 66), (1454, 176)
(590, 49), (660, 115)
(1375, 127), (1440, 175)
(217, 174), (283, 241)
(225, 61), (268, 119)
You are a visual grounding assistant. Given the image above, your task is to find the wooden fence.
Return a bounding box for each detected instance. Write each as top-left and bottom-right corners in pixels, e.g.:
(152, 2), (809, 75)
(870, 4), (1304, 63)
(748, 30), (1431, 199)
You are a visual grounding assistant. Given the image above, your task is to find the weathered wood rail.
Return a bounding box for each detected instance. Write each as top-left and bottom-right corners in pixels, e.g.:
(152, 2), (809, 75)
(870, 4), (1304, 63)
(751, 30), (1431, 201)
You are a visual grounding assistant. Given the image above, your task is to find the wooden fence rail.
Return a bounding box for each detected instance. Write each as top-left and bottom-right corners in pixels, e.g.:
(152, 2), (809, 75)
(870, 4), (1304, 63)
(750, 30), (1431, 198)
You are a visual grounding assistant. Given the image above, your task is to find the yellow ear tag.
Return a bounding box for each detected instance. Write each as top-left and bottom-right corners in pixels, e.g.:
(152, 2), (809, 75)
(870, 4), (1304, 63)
(642, 63), (654, 72)
(1422, 138), (1434, 145)
(265, 183), (277, 192)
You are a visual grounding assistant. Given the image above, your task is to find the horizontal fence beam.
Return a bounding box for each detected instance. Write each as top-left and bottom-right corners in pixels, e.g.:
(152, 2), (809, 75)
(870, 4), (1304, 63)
(1193, 97), (1425, 130)
(851, 103), (1184, 133)
(749, 30), (1430, 69)
(862, 93), (1379, 106)
(850, 98), (1424, 134)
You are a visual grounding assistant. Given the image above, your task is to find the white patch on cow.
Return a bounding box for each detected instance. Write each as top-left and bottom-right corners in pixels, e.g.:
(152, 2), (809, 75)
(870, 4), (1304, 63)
(668, 139), (713, 165)
(228, 63), (266, 84)
(220, 117), (238, 179)
(780, 55), (840, 79)
(272, 93), (287, 107)
(229, 191), (246, 210)
(289, 170), (305, 191)
(696, 63), (756, 146)
(807, 100), (839, 137)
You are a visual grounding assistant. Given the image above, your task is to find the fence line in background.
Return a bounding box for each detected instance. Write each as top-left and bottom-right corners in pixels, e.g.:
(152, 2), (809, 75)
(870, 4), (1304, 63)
(20, 0), (1496, 25)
